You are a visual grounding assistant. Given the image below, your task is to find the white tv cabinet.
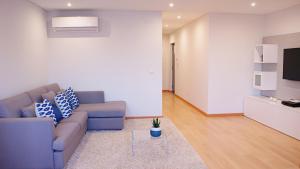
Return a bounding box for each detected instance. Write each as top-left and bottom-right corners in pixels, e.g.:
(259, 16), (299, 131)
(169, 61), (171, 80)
(244, 96), (300, 140)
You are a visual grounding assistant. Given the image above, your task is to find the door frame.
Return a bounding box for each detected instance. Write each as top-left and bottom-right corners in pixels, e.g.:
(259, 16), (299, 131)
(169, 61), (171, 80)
(171, 43), (175, 93)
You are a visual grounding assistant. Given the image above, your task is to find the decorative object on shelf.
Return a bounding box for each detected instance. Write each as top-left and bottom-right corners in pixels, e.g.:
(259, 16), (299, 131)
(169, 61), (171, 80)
(150, 117), (161, 137)
(281, 99), (300, 107)
(269, 97), (278, 102)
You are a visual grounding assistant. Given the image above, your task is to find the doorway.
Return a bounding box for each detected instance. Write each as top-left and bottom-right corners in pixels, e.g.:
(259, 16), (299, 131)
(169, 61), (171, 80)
(171, 43), (175, 93)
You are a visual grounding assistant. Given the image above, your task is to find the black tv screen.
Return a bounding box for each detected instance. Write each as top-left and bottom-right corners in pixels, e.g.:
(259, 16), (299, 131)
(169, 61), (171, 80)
(283, 48), (300, 81)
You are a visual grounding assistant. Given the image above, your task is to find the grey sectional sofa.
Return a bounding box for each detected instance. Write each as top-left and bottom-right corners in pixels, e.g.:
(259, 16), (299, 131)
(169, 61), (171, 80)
(0, 83), (126, 169)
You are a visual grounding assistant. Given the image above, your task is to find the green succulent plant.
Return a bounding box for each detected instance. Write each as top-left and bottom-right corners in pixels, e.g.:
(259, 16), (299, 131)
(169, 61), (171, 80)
(152, 118), (160, 128)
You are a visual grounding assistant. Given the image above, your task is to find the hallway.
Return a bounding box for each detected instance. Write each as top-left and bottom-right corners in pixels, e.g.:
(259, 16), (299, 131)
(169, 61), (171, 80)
(163, 92), (300, 169)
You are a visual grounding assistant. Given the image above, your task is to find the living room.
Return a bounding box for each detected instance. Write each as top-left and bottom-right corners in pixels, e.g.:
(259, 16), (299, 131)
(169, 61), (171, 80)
(0, 0), (299, 169)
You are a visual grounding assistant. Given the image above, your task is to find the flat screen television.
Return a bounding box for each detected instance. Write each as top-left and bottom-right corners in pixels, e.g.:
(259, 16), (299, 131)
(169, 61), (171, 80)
(283, 48), (300, 81)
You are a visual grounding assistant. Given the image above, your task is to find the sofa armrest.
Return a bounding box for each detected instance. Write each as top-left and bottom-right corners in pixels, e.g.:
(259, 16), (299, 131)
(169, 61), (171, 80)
(0, 118), (55, 169)
(75, 91), (105, 104)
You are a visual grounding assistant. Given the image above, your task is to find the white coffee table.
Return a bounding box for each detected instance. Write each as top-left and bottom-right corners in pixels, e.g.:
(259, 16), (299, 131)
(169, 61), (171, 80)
(131, 129), (169, 160)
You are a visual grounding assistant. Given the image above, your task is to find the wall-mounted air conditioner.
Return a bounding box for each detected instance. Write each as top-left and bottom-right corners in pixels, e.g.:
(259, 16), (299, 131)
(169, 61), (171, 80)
(51, 16), (99, 32)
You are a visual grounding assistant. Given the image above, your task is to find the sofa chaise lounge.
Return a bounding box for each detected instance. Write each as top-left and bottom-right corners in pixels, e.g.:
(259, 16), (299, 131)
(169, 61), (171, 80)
(0, 83), (126, 169)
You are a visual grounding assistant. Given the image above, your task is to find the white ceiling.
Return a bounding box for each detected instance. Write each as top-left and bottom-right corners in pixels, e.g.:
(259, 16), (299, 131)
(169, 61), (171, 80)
(30, 0), (300, 34)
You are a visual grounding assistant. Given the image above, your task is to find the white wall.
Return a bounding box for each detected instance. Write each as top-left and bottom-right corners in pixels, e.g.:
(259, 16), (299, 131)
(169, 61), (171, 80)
(162, 35), (172, 91)
(0, 0), (48, 99)
(262, 5), (300, 101)
(165, 5), (300, 114)
(207, 14), (263, 114)
(264, 5), (300, 37)
(169, 15), (209, 112)
(168, 14), (263, 114)
(47, 11), (162, 117)
(262, 33), (300, 100)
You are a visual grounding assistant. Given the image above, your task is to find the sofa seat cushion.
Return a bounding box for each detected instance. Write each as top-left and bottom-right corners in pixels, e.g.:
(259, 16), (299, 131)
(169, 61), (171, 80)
(60, 111), (88, 130)
(74, 101), (126, 118)
(53, 123), (80, 151)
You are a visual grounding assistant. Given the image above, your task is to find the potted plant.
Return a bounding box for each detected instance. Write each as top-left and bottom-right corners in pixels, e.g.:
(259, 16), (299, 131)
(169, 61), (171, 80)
(150, 117), (161, 137)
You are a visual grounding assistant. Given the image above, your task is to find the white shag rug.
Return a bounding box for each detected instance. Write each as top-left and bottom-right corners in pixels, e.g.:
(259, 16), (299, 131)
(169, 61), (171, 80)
(66, 118), (208, 169)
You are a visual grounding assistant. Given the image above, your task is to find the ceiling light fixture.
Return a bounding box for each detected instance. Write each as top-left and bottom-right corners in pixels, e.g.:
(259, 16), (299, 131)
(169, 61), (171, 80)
(169, 3), (174, 7)
(177, 15), (182, 19)
(251, 2), (256, 7)
(67, 2), (72, 7)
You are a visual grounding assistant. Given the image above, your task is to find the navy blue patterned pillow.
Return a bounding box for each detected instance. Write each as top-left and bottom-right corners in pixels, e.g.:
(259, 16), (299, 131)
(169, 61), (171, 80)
(65, 87), (79, 110)
(52, 104), (63, 123)
(54, 92), (72, 118)
(35, 99), (57, 125)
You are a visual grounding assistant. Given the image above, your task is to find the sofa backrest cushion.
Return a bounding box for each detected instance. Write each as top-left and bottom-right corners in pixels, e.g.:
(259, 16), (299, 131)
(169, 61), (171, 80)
(42, 91), (56, 105)
(26, 87), (48, 103)
(0, 93), (33, 118)
(21, 103), (36, 117)
(46, 83), (61, 94)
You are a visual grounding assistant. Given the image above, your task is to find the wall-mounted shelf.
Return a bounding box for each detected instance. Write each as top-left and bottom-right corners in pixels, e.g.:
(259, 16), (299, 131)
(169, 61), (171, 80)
(253, 71), (277, 90)
(254, 44), (278, 63)
(253, 44), (278, 91)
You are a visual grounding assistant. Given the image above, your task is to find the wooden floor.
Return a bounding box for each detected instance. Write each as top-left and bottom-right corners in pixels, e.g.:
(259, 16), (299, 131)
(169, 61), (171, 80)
(163, 92), (300, 169)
